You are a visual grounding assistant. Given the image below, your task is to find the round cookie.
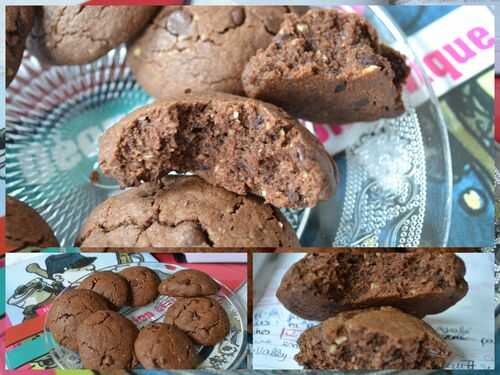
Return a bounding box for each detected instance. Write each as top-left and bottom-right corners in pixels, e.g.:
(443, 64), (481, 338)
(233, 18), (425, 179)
(47, 289), (110, 352)
(7, 196), (59, 251)
(28, 6), (158, 65)
(127, 6), (290, 98)
(6, 6), (34, 87)
(77, 310), (138, 370)
(118, 266), (160, 307)
(165, 297), (230, 346)
(98, 93), (337, 209)
(76, 176), (300, 248)
(134, 323), (197, 369)
(159, 269), (219, 297)
(78, 271), (130, 309)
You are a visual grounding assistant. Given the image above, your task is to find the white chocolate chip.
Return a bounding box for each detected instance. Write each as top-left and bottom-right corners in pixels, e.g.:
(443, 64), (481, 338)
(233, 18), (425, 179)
(296, 23), (308, 32)
(328, 344), (337, 353)
(232, 111), (239, 119)
(133, 48), (142, 57)
(363, 65), (380, 74)
(370, 282), (379, 289)
(334, 336), (347, 345)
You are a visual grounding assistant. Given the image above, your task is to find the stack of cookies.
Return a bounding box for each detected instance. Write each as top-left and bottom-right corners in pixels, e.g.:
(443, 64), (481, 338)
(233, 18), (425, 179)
(276, 252), (469, 369)
(6, 5), (411, 248)
(47, 267), (230, 370)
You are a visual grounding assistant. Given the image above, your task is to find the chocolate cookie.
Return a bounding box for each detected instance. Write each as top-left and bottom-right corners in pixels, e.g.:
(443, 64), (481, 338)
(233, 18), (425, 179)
(77, 310), (138, 370)
(47, 289), (110, 352)
(76, 176), (299, 247)
(6, 6), (34, 87)
(127, 6), (290, 98)
(134, 323), (197, 369)
(99, 93), (337, 208)
(118, 266), (160, 307)
(164, 297), (230, 346)
(78, 271), (130, 309)
(296, 307), (451, 369)
(6, 196), (59, 251)
(28, 6), (158, 65)
(159, 269), (220, 297)
(242, 9), (410, 124)
(277, 252), (468, 321)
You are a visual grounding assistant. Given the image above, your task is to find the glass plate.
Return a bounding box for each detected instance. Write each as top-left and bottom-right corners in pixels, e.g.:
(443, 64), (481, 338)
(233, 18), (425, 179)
(43, 261), (247, 370)
(6, 6), (451, 247)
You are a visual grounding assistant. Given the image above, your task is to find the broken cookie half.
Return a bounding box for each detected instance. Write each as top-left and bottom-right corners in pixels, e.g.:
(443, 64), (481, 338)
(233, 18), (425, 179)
(99, 93), (337, 208)
(242, 9), (411, 124)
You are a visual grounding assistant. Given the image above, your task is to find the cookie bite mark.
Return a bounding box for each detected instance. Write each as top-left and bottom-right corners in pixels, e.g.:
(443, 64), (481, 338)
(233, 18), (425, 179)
(242, 9), (410, 124)
(99, 93), (337, 208)
(164, 297), (230, 345)
(296, 307), (451, 369)
(277, 252), (468, 321)
(159, 269), (220, 297)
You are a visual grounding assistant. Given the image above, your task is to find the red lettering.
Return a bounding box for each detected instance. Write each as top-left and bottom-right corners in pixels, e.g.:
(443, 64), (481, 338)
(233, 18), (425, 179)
(423, 50), (462, 80)
(467, 27), (494, 49)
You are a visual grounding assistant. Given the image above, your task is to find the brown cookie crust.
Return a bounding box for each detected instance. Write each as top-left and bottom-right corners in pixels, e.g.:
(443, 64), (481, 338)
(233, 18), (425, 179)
(118, 266), (160, 307)
(242, 9), (410, 124)
(47, 289), (110, 352)
(78, 271), (130, 309)
(127, 6), (290, 98)
(77, 176), (299, 248)
(77, 310), (138, 370)
(99, 93), (337, 208)
(277, 252), (468, 321)
(6, 6), (34, 87)
(28, 6), (158, 65)
(296, 307), (451, 369)
(158, 269), (219, 297)
(7, 196), (59, 251)
(164, 297), (230, 345)
(134, 323), (197, 369)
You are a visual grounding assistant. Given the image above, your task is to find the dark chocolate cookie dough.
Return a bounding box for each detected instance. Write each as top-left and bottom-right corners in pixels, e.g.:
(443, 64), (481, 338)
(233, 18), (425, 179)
(242, 9), (410, 124)
(99, 93), (337, 208)
(28, 6), (158, 65)
(277, 252), (468, 321)
(165, 297), (230, 346)
(296, 307), (451, 369)
(134, 323), (197, 369)
(77, 176), (299, 248)
(118, 266), (160, 307)
(7, 196), (59, 252)
(78, 271), (130, 309)
(159, 269), (220, 297)
(77, 310), (138, 370)
(127, 6), (290, 98)
(47, 289), (110, 352)
(6, 6), (34, 87)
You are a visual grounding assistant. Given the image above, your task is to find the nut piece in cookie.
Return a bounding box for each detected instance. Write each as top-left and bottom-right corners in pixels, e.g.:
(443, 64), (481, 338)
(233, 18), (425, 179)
(7, 196), (59, 251)
(77, 310), (138, 370)
(295, 307), (451, 369)
(76, 176), (299, 247)
(277, 252), (468, 321)
(6, 6), (34, 87)
(28, 6), (158, 65)
(242, 9), (410, 124)
(159, 269), (220, 297)
(78, 271), (130, 310)
(164, 297), (230, 346)
(127, 6), (290, 98)
(134, 323), (198, 369)
(47, 289), (110, 351)
(99, 93), (337, 208)
(118, 266), (160, 307)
